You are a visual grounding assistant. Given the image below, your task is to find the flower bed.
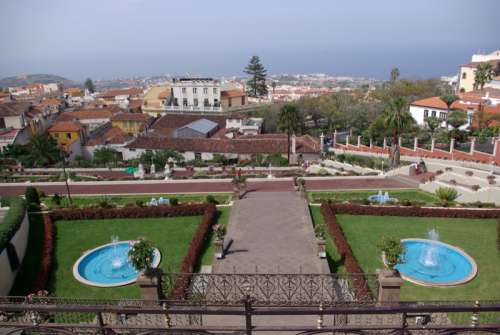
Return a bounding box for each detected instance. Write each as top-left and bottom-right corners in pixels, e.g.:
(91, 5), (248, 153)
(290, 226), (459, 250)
(32, 214), (54, 292)
(320, 203), (373, 301)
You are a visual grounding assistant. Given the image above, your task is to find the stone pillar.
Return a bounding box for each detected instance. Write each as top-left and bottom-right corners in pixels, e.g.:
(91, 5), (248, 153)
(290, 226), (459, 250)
(414, 137), (418, 151)
(377, 270), (403, 304)
(319, 133), (324, 153)
(383, 138), (387, 149)
(357, 136), (361, 147)
(431, 138), (436, 152)
(450, 138), (455, 153)
(137, 273), (162, 300)
(346, 136), (350, 146)
(369, 138), (373, 149)
(333, 130), (337, 147)
(291, 134), (296, 154)
(398, 137), (402, 147)
(470, 137), (476, 154)
(493, 139), (500, 165)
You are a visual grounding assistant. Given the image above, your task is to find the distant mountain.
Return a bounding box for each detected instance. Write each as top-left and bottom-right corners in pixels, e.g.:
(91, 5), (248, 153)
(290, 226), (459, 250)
(0, 74), (75, 88)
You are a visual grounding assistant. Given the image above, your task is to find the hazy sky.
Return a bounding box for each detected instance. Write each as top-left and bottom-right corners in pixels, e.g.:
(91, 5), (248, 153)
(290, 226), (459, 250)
(1, 0), (499, 81)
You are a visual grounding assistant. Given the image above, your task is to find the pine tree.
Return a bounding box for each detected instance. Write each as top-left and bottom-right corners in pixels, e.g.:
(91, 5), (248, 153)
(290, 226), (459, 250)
(84, 78), (95, 93)
(244, 56), (268, 98)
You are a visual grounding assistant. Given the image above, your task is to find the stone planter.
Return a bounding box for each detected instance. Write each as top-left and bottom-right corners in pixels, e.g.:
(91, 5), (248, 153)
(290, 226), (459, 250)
(136, 271), (162, 300)
(376, 269), (403, 304)
(214, 239), (224, 259)
(317, 238), (326, 258)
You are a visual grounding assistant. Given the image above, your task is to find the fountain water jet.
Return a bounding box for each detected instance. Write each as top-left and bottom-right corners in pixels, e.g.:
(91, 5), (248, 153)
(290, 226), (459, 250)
(419, 229), (439, 268)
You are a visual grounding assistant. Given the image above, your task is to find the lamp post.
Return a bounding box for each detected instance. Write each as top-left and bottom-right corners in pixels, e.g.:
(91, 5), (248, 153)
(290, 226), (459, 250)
(61, 151), (72, 205)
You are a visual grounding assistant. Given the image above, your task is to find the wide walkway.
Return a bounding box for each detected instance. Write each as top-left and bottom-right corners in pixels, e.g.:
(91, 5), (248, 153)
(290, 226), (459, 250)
(0, 177), (411, 196)
(214, 191), (328, 274)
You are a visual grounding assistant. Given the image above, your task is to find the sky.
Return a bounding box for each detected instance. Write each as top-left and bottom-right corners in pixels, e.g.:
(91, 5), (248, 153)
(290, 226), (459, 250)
(1, 0), (499, 81)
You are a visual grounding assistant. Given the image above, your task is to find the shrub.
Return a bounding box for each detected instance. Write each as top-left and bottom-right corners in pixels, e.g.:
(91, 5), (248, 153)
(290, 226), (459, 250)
(435, 170), (443, 175)
(170, 197), (178, 206)
(135, 200), (145, 207)
(435, 187), (459, 206)
(205, 195), (218, 204)
(51, 193), (62, 206)
(378, 236), (405, 270)
(471, 185), (481, 191)
(445, 167), (453, 171)
(0, 197), (26, 253)
(213, 224), (226, 240)
(465, 170), (473, 176)
(25, 186), (40, 206)
(98, 200), (115, 209)
(314, 224), (326, 239)
(128, 239), (155, 274)
(318, 168), (329, 176)
(449, 179), (457, 185)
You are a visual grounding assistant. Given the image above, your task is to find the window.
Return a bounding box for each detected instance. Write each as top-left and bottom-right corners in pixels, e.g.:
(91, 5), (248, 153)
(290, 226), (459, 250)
(213, 88), (218, 94)
(193, 87), (197, 94)
(195, 152), (202, 160)
(424, 110), (428, 119)
(182, 87), (186, 94)
(174, 98), (178, 106)
(66, 133), (72, 139)
(431, 110), (436, 117)
(194, 98), (198, 106)
(183, 98), (188, 106)
(0, 118), (5, 128)
(228, 98), (232, 107)
(203, 88), (208, 94)
(204, 98), (209, 107)
(214, 99), (219, 106)
(462, 72), (467, 79)
(439, 112), (446, 120)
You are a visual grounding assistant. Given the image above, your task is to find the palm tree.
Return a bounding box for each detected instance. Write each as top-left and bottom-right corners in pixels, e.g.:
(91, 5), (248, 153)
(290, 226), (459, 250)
(440, 94), (459, 128)
(278, 104), (302, 163)
(390, 67), (400, 83)
(474, 102), (500, 129)
(383, 97), (415, 169)
(426, 116), (440, 137)
(473, 63), (495, 90)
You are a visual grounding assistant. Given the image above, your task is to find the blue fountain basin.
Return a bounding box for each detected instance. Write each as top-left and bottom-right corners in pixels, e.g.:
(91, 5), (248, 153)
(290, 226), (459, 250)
(395, 239), (477, 286)
(367, 195), (397, 203)
(73, 241), (161, 287)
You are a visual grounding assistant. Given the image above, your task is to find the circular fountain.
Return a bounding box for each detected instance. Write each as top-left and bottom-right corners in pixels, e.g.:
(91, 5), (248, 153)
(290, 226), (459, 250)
(368, 190), (397, 204)
(394, 229), (477, 286)
(73, 237), (161, 287)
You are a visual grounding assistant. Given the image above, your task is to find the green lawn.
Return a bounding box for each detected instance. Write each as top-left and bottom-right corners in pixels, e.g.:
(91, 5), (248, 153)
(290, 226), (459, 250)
(311, 209), (500, 302)
(41, 193), (232, 209)
(196, 207), (231, 270)
(309, 189), (438, 205)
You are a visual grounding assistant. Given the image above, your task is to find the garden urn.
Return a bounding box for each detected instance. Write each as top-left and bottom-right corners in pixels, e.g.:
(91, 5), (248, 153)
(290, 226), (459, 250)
(317, 238), (326, 258)
(214, 239), (224, 259)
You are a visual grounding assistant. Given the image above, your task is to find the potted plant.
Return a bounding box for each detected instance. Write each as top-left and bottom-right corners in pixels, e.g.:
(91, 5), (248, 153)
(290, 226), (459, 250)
(128, 239), (160, 300)
(378, 236), (405, 273)
(314, 224), (327, 258)
(213, 224), (226, 259)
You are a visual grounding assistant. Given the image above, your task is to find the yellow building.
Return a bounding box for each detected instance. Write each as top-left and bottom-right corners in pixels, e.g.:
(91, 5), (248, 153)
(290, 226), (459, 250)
(48, 121), (84, 152)
(111, 112), (153, 136)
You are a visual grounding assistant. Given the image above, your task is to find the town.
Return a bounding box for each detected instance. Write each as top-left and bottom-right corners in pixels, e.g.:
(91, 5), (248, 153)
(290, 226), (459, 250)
(0, 1), (499, 334)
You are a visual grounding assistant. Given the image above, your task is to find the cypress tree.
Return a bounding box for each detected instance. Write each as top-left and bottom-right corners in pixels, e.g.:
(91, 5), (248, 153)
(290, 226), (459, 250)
(244, 56), (268, 98)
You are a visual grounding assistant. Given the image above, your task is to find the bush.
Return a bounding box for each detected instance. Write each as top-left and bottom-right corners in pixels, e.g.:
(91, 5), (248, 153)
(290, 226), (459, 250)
(170, 197), (178, 206)
(435, 170), (443, 175)
(378, 236), (405, 270)
(465, 171), (473, 176)
(135, 200), (145, 207)
(25, 186), (40, 206)
(205, 195), (218, 204)
(128, 239), (155, 273)
(51, 193), (62, 206)
(449, 179), (457, 185)
(0, 197), (26, 253)
(435, 187), (459, 206)
(471, 185), (481, 191)
(445, 167), (453, 171)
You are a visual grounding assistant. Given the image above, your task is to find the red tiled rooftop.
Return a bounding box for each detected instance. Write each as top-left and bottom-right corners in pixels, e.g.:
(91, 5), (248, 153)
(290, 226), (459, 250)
(111, 112), (153, 122)
(86, 126), (132, 146)
(221, 90), (246, 98)
(100, 88), (143, 99)
(48, 121), (82, 132)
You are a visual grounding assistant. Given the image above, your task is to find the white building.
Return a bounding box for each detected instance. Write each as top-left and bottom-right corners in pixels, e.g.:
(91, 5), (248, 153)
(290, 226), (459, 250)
(165, 78), (222, 113)
(457, 50), (500, 92)
(409, 97), (472, 130)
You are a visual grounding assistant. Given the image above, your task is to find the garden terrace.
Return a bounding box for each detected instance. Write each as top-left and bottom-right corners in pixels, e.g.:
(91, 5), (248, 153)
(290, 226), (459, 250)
(309, 189), (438, 206)
(315, 202), (500, 302)
(10, 203), (221, 300)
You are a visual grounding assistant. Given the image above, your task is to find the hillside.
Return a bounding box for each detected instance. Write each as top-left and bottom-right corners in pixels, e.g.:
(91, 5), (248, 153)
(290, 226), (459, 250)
(0, 74), (74, 88)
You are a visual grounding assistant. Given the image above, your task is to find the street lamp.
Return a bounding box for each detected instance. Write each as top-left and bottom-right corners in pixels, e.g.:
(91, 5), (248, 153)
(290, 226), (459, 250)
(61, 151), (72, 205)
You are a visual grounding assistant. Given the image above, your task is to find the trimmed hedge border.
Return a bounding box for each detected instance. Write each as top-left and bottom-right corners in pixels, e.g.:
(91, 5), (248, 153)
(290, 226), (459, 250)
(320, 203), (373, 301)
(33, 214), (54, 292)
(327, 202), (500, 219)
(0, 197), (27, 253)
(170, 204), (216, 299)
(49, 203), (217, 299)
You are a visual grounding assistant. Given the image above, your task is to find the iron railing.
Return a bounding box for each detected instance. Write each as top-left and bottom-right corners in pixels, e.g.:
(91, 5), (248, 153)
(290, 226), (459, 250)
(162, 273), (378, 305)
(0, 296), (500, 334)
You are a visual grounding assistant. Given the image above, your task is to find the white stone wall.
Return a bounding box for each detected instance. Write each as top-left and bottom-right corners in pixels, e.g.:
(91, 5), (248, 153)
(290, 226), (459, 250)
(409, 105), (447, 127)
(420, 181), (500, 205)
(0, 211), (29, 295)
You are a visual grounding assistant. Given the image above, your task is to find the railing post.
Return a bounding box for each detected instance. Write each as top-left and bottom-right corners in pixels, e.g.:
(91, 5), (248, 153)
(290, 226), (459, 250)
(243, 294), (254, 335)
(401, 312), (408, 335)
(471, 300), (480, 327)
(97, 312), (105, 335)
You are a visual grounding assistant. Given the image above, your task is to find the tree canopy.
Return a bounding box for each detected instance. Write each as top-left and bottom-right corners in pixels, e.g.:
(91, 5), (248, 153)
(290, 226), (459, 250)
(84, 78), (95, 93)
(244, 56), (268, 98)
(278, 104), (302, 162)
(473, 63), (496, 90)
(2, 134), (62, 167)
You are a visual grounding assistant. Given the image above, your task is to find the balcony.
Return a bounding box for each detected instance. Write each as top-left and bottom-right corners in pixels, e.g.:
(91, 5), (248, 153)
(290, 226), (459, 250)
(164, 105), (223, 113)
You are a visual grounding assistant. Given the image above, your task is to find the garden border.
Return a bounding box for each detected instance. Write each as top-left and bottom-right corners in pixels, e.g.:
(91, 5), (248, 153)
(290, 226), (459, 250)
(43, 204), (217, 299)
(33, 213), (54, 292)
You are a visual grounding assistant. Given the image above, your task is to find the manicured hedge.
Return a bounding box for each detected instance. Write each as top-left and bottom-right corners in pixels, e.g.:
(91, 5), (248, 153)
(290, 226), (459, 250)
(327, 202), (500, 219)
(50, 204), (209, 221)
(320, 203), (373, 301)
(0, 197), (26, 253)
(497, 219), (500, 252)
(33, 214), (54, 292)
(170, 204), (217, 299)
